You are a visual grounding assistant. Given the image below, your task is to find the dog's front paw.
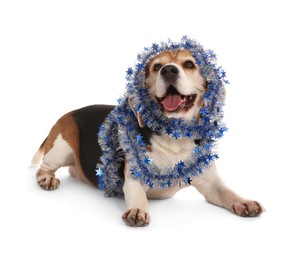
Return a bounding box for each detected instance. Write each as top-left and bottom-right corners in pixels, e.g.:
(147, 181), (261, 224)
(231, 200), (264, 217)
(37, 174), (60, 190)
(122, 208), (150, 227)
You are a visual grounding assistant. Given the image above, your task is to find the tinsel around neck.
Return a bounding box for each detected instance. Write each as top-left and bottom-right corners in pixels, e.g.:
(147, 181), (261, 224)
(96, 36), (229, 196)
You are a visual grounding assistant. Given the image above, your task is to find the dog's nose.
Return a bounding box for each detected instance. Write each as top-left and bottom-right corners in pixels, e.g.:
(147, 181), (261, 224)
(160, 65), (179, 81)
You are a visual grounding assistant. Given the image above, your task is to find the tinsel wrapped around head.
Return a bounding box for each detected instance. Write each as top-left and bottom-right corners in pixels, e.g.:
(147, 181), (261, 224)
(125, 35), (229, 139)
(96, 36), (229, 196)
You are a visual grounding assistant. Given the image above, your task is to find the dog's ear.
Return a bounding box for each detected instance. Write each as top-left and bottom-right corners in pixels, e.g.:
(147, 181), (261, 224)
(128, 98), (145, 128)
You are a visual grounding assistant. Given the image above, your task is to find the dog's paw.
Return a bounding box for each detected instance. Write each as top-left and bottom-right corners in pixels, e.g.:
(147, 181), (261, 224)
(231, 200), (264, 217)
(37, 175), (60, 190)
(122, 208), (150, 227)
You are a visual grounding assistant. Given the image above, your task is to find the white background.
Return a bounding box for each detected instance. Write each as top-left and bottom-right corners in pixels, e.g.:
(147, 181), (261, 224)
(1, 0), (301, 259)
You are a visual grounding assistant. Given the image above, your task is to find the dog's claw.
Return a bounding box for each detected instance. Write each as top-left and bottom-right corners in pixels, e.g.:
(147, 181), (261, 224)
(37, 175), (60, 191)
(231, 200), (264, 217)
(122, 208), (150, 227)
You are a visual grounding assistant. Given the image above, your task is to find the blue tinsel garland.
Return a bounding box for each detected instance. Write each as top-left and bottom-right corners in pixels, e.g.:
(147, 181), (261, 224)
(96, 36), (228, 196)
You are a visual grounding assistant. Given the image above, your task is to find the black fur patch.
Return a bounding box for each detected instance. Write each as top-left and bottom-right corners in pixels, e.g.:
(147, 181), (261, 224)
(72, 105), (115, 187)
(137, 126), (152, 146)
(72, 105), (154, 188)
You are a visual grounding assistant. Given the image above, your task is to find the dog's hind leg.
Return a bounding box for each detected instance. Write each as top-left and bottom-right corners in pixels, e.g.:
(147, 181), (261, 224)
(34, 113), (79, 190)
(36, 133), (75, 190)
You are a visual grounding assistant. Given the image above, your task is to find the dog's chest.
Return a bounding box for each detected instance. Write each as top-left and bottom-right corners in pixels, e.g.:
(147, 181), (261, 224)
(147, 135), (196, 168)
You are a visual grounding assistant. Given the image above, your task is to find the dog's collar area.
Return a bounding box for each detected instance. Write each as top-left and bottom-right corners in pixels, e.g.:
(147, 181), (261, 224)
(97, 101), (221, 196)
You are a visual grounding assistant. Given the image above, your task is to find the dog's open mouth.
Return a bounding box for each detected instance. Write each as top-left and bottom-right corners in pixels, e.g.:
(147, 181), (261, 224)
(156, 85), (197, 113)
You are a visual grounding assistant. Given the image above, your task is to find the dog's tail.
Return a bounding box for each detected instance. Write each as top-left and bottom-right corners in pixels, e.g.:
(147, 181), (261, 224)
(31, 138), (47, 166)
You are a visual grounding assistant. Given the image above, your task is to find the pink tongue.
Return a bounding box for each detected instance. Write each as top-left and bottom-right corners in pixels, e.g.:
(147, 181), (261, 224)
(161, 94), (182, 111)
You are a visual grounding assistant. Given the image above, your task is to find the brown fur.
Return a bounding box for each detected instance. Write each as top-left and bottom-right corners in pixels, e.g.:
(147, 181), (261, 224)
(35, 113), (92, 189)
(145, 50), (202, 88)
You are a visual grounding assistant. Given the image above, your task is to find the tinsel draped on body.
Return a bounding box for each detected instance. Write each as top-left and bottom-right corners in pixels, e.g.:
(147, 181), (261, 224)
(95, 36), (228, 196)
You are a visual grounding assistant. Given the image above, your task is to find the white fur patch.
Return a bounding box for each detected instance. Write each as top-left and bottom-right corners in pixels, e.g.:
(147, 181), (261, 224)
(148, 134), (196, 168)
(40, 134), (74, 172)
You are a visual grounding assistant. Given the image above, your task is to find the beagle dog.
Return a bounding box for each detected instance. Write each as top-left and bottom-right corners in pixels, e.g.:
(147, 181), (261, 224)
(32, 49), (264, 226)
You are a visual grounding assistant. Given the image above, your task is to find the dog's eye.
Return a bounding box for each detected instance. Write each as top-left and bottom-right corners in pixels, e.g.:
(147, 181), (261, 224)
(183, 60), (195, 69)
(153, 63), (163, 72)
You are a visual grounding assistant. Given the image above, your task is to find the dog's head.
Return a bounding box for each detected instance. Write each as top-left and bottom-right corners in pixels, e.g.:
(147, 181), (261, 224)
(126, 37), (227, 138)
(145, 50), (207, 121)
